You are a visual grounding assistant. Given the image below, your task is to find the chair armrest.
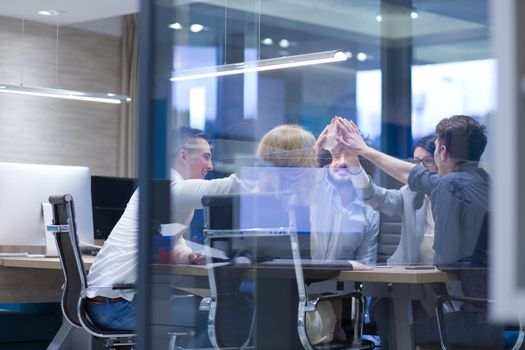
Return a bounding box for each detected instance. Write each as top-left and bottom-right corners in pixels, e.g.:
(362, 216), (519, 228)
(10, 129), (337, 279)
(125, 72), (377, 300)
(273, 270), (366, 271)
(306, 291), (362, 312)
(435, 294), (490, 307)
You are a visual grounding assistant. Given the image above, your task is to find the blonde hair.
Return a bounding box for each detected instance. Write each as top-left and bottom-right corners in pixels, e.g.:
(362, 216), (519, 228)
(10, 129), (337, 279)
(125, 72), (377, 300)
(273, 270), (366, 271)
(256, 124), (318, 167)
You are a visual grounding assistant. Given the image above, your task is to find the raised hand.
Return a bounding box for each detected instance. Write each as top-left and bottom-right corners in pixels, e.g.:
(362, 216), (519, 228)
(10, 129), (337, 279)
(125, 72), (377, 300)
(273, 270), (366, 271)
(334, 117), (369, 156)
(315, 123), (331, 153)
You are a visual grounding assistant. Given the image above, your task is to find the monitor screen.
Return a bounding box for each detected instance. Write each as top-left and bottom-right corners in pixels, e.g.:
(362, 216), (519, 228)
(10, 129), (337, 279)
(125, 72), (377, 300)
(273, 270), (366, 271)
(0, 162), (94, 248)
(91, 176), (137, 240)
(201, 193), (311, 261)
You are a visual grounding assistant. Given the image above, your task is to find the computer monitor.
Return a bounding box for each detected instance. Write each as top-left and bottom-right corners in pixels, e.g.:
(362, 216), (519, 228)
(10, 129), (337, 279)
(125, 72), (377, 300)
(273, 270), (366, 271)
(201, 193), (311, 262)
(0, 162), (94, 249)
(91, 176), (137, 240)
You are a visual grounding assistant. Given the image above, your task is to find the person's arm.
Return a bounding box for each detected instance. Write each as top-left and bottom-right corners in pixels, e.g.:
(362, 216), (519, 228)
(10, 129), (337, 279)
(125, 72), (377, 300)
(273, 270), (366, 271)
(354, 209), (379, 265)
(346, 154), (405, 217)
(171, 174), (242, 211)
(432, 181), (463, 266)
(335, 118), (415, 184)
(171, 237), (193, 263)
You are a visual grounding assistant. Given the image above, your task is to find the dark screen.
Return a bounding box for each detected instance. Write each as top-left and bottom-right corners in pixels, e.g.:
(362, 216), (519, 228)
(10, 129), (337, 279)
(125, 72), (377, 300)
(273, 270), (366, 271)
(91, 176), (137, 240)
(201, 193), (311, 261)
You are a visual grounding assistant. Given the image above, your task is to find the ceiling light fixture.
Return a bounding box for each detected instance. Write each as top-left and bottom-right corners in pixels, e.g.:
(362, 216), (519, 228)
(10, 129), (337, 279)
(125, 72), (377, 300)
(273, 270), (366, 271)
(410, 11), (419, 19)
(1, 0), (131, 104)
(190, 24), (204, 32)
(171, 50), (348, 82)
(279, 39), (290, 48)
(37, 9), (60, 16)
(169, 22), (183, 30)
(375, 14), (382, 22)
(0, 84), (131, 104)
(356, 52), (367, 62)
(261, 37), (273, 45)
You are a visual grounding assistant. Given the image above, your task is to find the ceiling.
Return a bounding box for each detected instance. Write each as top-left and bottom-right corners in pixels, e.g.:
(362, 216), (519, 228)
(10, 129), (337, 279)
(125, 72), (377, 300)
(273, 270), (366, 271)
(0, 0), (138, 26)
(0, 0), (490, 64)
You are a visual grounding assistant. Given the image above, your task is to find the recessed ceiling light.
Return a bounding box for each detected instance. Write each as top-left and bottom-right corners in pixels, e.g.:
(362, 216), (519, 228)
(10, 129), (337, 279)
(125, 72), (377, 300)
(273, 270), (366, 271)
(190, 24), (204, 33)
(279, 39), (290, 48)
(169, 22), (183, 30)
(261, 37), (273, 45)
(37, 10), (60, 16)
(357, 52), (367, 62)
(375, 15), (382, 22)
(344, 51), (353, 59)
(410, 11), (419, 19)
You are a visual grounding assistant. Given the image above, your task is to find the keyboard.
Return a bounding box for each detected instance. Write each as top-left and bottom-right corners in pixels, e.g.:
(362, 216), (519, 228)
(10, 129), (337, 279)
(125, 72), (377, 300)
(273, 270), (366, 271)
(262, 259), (354, 269)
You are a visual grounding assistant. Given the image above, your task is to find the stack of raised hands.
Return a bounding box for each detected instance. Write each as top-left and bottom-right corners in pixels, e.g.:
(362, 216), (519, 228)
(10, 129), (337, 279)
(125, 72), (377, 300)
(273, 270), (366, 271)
(316, 116), (369, 157)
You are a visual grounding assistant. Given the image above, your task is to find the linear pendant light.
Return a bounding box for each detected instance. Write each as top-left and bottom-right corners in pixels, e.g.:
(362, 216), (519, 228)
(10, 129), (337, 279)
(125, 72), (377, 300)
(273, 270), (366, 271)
(0, 84), (131, 104)
(2, 0), (131, 105)
(170, 50), (348, 82)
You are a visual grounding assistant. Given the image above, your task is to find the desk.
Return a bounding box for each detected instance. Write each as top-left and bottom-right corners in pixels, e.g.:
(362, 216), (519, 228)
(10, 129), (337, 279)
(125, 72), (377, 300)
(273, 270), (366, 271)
(0, 258), (457, 350)
(0, 256), (95, 349)
(157, 264), (457, 350)
(0, 256), (94, 303)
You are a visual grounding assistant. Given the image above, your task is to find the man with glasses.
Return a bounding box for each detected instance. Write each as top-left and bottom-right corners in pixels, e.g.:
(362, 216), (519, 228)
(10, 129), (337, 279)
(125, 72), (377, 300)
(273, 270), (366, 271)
(336, 115), (501, 347)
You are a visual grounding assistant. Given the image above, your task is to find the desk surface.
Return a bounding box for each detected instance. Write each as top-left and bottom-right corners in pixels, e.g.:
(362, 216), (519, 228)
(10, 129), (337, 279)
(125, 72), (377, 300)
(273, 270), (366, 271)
(0, 256), (94, 270)
(154, 264), (458, 284)
(0, 257), (457, 304)
(0, 257), (457, 284)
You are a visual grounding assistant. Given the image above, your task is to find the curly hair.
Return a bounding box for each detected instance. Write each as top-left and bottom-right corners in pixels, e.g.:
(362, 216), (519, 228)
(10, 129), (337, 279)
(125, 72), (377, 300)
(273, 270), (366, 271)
(435, 115), (487, 162)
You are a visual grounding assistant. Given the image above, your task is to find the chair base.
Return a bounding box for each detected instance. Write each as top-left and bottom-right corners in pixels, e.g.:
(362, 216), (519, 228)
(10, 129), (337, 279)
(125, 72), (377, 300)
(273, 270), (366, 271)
(314, 339), (375, 350)
(94, 336), (135, 349)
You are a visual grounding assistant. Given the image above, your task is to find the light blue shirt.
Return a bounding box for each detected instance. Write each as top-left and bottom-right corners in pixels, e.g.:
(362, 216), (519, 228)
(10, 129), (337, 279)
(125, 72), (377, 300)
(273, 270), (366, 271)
(311, 176), (379, 264)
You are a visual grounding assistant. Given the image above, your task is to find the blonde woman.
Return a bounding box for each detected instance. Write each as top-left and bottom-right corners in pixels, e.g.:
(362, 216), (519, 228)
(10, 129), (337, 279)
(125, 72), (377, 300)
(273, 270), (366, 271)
(255, 124), (374, 344)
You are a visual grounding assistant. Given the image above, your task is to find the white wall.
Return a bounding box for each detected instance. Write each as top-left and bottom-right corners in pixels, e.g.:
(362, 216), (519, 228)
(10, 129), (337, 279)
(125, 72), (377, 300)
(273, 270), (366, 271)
(0, 16), (122, 176)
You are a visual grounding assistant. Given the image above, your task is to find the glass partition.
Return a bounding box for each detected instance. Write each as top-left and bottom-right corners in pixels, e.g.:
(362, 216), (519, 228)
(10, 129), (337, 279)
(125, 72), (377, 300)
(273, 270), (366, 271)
(137, 0), (502, 349)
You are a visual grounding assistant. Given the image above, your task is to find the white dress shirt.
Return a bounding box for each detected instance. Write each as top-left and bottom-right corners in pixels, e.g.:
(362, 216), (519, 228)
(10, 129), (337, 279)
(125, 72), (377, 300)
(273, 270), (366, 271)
(86, 169), (241, 300)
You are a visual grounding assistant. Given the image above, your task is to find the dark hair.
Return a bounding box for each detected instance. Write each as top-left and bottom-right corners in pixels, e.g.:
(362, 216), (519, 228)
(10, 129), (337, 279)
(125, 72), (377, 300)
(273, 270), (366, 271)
(412, 135), (436, 156)
(435, 115), (487, 162)
(412, 135), (436, 210)
(171, 127), (209, 165)
(172, 127), (209, 152)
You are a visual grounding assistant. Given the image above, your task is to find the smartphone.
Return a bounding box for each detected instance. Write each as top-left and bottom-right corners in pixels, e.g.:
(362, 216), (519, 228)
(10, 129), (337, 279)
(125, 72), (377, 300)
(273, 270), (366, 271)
(404, 266), (435, 270)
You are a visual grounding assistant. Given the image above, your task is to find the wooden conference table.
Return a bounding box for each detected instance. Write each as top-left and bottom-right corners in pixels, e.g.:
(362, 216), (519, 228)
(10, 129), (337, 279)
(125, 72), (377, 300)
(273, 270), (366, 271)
(0, 256), (457, 349)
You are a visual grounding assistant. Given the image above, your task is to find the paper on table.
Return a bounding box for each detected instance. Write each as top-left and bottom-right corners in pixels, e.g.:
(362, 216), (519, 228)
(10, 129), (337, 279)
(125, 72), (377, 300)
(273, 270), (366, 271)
(160, 223), (187, 238)
(185, 240), (229, 260)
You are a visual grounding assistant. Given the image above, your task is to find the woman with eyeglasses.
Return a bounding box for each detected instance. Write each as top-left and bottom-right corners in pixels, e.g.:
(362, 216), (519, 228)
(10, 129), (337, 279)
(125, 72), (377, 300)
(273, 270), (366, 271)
(346, 134), (438, 265)
(340, 130), (438, 350)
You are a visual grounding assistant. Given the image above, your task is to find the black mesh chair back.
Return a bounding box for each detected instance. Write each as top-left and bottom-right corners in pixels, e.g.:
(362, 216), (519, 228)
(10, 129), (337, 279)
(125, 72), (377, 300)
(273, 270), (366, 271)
(49, 194), (86, 328)
(50, 194), (136, 346)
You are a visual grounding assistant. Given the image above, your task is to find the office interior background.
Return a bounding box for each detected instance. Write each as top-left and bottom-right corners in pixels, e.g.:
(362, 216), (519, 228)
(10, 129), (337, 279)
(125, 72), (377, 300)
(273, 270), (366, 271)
(0, 0), (523, 348)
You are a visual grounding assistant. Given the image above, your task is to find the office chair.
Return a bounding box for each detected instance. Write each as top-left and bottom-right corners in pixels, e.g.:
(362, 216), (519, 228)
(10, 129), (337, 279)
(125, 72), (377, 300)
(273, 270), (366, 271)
(49, 194), (136, 349)
(420, 214), (524, 350)
(200, 193), (374, 350)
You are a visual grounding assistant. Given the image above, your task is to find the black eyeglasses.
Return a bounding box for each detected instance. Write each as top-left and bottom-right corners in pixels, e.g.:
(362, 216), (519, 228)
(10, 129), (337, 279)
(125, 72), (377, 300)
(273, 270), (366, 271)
(408, 156), (435, 166)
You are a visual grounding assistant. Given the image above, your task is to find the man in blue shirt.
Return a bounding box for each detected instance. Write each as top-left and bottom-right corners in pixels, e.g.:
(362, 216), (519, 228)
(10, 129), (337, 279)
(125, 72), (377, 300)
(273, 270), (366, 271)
(335, 115), (502, 348)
